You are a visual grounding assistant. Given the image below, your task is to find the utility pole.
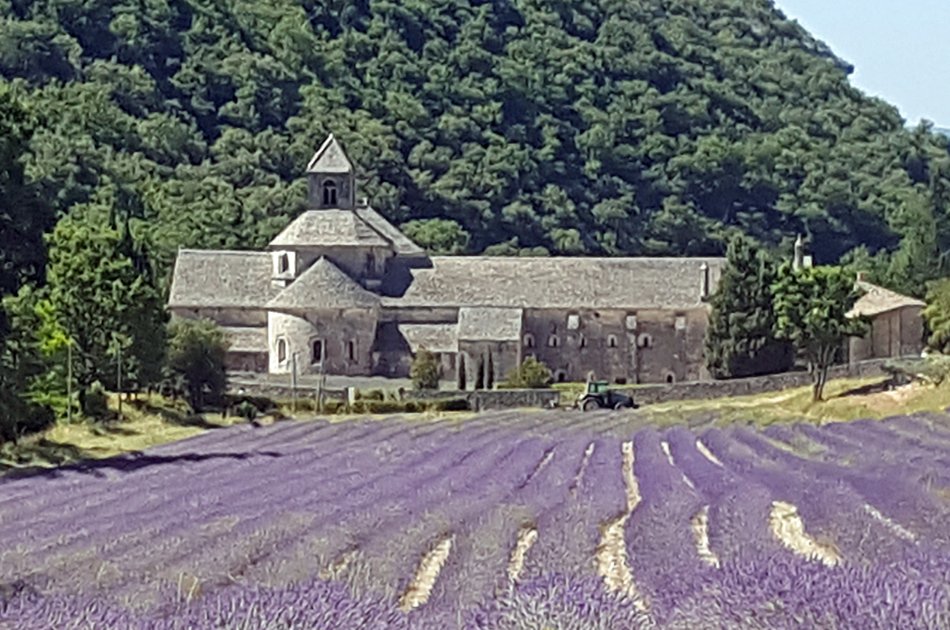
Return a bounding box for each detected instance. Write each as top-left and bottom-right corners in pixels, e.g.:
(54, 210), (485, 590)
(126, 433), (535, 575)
(116, 342), (123, 422)
(291, 352), (298, 414)
(66, 339), (73, 423)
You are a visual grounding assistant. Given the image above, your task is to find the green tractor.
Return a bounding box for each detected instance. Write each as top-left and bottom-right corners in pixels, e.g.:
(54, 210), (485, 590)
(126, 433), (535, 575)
(577, 380), (638, 411)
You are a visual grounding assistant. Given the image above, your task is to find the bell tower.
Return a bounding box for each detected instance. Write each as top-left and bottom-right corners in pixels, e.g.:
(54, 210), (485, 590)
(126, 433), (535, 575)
(306, 134), (355, 209)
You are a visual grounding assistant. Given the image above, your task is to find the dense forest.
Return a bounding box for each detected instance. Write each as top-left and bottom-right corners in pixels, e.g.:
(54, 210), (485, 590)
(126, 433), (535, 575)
(2, 0), (949, 273)
(2, 0), (950, 434)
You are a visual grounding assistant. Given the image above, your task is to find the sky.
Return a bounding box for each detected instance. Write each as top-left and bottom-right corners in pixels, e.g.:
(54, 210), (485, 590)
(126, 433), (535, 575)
(775, 0), (949, 127)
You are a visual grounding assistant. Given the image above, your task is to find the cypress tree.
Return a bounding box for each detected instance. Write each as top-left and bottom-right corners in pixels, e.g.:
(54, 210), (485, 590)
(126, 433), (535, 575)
(457, 354), (467, 390)
(485, 351), (494, 389)
(705, 235), (792, 379)
(474, 355), (485, 390)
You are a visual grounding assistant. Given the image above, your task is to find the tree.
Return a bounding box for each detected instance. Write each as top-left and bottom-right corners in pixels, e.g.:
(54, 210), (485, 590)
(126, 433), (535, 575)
(43, 216), (166, 413)
(485, 351), (494, 390)
(457, 353), (466, 390)
(400, 219), (470, 255)
(410, 349), (440, 390)
(502, 357), (552, 389)
(474, 355), (485, 390)
(705, 236), (792, 378)
(0, 87), (54, 438)
(166, 318), (228, 411)
(923, 278), (950, 354)
(772, 264), (867, 401)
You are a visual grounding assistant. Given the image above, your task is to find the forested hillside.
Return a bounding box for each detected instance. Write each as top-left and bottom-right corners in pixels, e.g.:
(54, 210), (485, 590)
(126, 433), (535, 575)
(1, 0), (948, 279)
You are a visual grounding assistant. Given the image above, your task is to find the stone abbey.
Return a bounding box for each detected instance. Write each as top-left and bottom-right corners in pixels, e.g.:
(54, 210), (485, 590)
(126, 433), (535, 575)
(168, 135), (922, 386)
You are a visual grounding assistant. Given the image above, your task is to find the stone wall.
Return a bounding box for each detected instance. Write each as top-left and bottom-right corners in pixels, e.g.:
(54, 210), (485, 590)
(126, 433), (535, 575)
(406, 388), (560, 411)
(624, 358), (893, 406)
(226, 358), (896, 412)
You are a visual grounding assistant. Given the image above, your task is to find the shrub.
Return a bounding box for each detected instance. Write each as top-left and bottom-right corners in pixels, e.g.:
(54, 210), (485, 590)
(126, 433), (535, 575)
(410, 350), (441, 390)
(83, 381), (110, 419)
(502, 357), (552, 389)
(235, 400), (258, 422)
(356, 389), (385, 401)
(430, 397), (470, 412)
(365, 400), (409, 414)
(883, 356), (950, 386)
(322, 400), (344, 414)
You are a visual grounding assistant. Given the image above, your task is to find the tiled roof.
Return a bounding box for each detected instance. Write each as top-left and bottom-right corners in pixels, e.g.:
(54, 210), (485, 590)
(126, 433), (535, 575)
(848, 281), (925, 317)
(355, 207), (425, 256)
(268, 210), (390, 248)
(458, 307), (523, 341)
(397, 323), (458, 353)
(306, 134), (353, 174)
(168, 250), (278, 309)
(266, 257), (379, 311)
(383, 257), (725, 310)
(221, 327), (267, 353)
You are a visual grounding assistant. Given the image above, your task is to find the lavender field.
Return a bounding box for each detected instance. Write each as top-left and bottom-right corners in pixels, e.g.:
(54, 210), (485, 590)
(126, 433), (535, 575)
(2, 409), (950, 629)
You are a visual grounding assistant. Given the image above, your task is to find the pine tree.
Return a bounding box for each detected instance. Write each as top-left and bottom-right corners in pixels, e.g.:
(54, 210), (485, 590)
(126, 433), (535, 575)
(705, 235), (792, 379)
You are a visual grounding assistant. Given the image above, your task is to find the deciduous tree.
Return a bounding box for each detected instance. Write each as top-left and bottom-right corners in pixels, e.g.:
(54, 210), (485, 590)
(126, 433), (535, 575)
(923, 278), (950, 354)
(43, 216), (165, 413)
(772, 264), (866, 401)
(166, 318), (228, 411)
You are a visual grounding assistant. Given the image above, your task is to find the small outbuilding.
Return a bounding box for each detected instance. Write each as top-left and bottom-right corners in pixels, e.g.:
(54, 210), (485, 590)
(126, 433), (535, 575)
(847, 276), (926, 362)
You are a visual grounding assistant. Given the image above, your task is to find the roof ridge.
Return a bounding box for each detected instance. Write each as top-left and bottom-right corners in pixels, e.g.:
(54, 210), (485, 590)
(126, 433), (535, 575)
(427, 255), (726, 262)
(178, 248), (270, 257)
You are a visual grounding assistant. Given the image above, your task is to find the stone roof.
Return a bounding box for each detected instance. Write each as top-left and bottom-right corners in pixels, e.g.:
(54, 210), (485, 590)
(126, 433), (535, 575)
(397, 323), (458, 353)
(458, 307), (523, 341)
(268, 210), (390, 248)
(266, 257), (379, 311)
(307, 134), (353, 174)
(221, 327), (267, 353)
(168, 250), (278, 308)
(848, 281), (925, 317)
(355, 207), (425, 256)
(383, 257), (725, 310)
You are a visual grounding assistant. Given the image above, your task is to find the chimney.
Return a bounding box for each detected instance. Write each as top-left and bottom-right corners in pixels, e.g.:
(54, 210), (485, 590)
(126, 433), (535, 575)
(793, 234), (804, 271)
(700, 262), (710, 299)
(856, 271), (867, 282)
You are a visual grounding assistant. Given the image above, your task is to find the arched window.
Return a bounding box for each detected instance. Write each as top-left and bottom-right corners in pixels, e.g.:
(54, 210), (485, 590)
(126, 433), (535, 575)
(607, 335), (618, 348)
(666, 372), (676, 384)
(555, 370), (568, 383)
(523, 333), (535, 348)
(277, 338), (287, 363)
(278, 253), (289, 274)
(322, 180), (338, 206)
(637, 333), (653, 349)
(346, 340), (356, 361)
(548, 334), (560, 348)
(311, 339), (324, 365)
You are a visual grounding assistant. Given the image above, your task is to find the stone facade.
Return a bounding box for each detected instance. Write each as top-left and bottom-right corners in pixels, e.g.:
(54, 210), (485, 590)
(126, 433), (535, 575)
(848, 305), (925, 363)
(169, 134), (921, 386)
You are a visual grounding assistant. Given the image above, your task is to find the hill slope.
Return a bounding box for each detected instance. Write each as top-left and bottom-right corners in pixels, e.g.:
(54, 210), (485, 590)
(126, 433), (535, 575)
(1, 0), (948, 276)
